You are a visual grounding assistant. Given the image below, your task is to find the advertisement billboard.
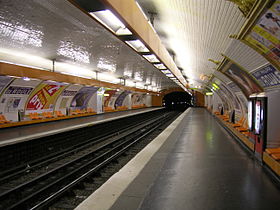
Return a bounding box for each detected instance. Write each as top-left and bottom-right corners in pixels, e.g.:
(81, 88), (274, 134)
(251, 64), (280, 88)
(221, 60), (263, 98)
(70, 86), (99, 109)
(26, 81), (67, 111)
(245, 0), (280, 68)
(255, 101), (261, 135)
(115, 90), (131, 107)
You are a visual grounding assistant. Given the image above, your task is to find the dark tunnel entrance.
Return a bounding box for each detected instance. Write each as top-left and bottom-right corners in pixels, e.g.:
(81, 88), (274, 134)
(163, 92), (193, 111)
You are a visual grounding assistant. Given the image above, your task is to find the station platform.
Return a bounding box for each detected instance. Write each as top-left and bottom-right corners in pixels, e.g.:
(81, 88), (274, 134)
(0, 107), (163, 147)
(76, 108), (280, 210)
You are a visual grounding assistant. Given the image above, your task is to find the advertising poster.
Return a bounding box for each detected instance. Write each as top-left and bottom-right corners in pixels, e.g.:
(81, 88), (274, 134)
(237, 93), (248, 113)
(220, 83), (240, 110)
(103, 89), (117, 107)
(26, 81), (67, 110)
(59, 89), (78, 109)
(114, 90), (131, 107)
(0, 75), (13, 94)
(248, 100), (253, 131)
(4, 86), (33, 112)
(70, 86), (99, 109)
(132, 93), (145, 105)
(222, 60), (263, 98)
(215, 90), (230, 111)
(255, 101), (261, 135)
(227, 82), (242, 93)
(251, 64), (280, 88)
(245, 0), (280, 68)
(54, 85), (82, 111)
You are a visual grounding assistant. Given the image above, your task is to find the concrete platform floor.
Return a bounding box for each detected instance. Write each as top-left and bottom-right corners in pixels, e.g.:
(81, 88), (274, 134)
(77, 108), (280, 210)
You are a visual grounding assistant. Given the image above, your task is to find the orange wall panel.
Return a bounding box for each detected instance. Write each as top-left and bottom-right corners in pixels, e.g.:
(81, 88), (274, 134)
(195, 91), (205, 107)
(152, 95), (163, 107)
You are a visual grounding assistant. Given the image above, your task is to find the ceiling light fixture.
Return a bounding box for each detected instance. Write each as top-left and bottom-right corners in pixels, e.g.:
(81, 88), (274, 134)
(154, 63), (166, 70)
(125, 40), (150, 52)
(98, 73), (119, 83)
(142, 54), (160, 63)
(90, 10), (132, 36)
(56, 62), (95, 79)
(161, 69), (171, 74)
(165, 73), (174, 77)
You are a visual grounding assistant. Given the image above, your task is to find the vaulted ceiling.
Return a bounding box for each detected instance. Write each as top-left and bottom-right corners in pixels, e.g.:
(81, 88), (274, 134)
(136, 0), (269, 88)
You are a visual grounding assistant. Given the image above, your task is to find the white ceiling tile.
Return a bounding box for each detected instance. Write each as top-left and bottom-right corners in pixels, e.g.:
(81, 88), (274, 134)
(137, 0), (247, 86)
(224, 39), (269, 72)
(0, 0), (177, 90)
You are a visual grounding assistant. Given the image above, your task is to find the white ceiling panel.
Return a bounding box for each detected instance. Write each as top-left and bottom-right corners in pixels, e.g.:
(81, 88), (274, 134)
(0, 0), (176, 90)
(224, 39), (269, 72)
(137, 0), (246, 86)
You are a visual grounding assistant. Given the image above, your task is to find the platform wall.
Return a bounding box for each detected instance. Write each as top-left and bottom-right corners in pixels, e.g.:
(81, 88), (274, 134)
(0, 76), (151, 122)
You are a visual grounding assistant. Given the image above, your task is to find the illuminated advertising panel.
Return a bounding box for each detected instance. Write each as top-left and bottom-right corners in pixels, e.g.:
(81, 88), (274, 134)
(248, 100), (253, 131)
(255, 101), (261, 135)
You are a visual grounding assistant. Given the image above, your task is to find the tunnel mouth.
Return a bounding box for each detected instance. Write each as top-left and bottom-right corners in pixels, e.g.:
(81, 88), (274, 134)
(163, 91), (192, 111)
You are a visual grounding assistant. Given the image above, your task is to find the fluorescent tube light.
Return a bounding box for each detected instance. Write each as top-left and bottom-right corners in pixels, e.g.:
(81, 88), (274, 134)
(90, 10), (132, 35)
(165, 73), (174, 77)
(161, 69), (171, 74)
(125, 40), (149, 52)
(98, 73), (119, 83)
(142, 54), (160, 63)
(154, 63), (166, 69)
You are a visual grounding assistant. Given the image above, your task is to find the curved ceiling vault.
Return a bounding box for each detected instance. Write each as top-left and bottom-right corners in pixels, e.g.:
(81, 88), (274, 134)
(136, 0), (272, 90)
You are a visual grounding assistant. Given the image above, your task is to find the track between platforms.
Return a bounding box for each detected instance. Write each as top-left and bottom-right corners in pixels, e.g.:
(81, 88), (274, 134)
(0, 109), (164, 175)
(0, 110), (180, 210)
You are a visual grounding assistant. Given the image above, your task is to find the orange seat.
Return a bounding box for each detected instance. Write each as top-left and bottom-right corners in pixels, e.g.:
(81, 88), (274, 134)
(54, 110), (65, 117)
(218, 111), (229, 121)
(266, 148), (280, 155)
(42, 112), (54, 118)
(104, 107), (115, 112)
(132, 104), (145, 109)
(214, 111), (220, 115)
(236, 127), (248, 132)
(116, 106), (128, 111)
(86, 107), (93, 113)
(0, 114), (9, 124)
(242, 131), (249, 137)
(86, 108), (96, 114)
(232, 117), (245, 127)
(271, 153), (280, 160)
(29, 112), (42, 120)
(71, 109), (83, 115)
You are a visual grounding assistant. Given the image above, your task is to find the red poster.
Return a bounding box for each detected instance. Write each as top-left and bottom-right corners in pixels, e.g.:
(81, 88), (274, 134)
(27, 89), (47, 110)
(26, 83), (66, 110)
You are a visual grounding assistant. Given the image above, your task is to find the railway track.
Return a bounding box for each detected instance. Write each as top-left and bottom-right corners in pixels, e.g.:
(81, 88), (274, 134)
(0, 109), (165, 177)
(0, 110), (180, 210)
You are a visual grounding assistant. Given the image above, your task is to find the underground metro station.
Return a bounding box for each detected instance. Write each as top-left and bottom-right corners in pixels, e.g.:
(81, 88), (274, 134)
(0, 0), (280, 209)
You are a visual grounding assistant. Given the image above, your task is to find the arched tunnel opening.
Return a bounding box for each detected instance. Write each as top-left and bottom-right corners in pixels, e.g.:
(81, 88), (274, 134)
(163, 91), (193, 111)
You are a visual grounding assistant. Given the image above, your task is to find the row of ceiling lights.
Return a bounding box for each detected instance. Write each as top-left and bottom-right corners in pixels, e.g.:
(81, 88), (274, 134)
(89, 9), (186, 91)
